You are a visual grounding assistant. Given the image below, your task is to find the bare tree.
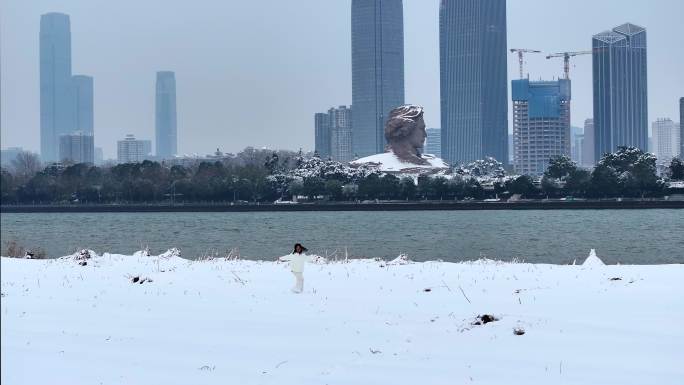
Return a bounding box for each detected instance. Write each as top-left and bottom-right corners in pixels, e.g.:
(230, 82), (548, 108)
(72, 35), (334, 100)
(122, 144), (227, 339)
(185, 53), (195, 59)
(11, 151), (42, 181)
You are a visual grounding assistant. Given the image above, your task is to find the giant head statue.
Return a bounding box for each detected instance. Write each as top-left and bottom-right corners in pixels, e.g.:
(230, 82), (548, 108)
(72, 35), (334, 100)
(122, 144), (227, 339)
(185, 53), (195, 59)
(384, 104), (429, 165)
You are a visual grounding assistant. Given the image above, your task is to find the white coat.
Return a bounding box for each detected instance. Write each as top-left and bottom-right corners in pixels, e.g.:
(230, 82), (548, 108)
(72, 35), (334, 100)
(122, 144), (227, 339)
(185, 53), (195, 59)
(279, 253), (312, 273)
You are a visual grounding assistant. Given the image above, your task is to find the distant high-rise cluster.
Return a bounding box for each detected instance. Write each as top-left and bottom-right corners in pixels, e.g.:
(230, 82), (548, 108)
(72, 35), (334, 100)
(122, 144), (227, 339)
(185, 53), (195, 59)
(592, 23), (648, 161)
(652, 118), (680, 163)
(439, 0), (508, 165)
(155, 71), (178, 159)
(40, 13), (94, 163)
(0, 147), (24, 167)
(512, 79), (571, 176)
(314, 106), (353, 162)
(351, 0), (405, 157)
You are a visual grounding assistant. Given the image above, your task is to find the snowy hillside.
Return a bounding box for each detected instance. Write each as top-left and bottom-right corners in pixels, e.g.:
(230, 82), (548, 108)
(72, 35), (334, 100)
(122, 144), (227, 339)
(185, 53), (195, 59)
(1, 252), (682, 385)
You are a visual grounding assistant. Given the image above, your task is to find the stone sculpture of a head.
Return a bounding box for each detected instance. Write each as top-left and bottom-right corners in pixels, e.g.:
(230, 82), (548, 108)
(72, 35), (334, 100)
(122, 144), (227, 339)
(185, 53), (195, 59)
(384, 105), (428, 165)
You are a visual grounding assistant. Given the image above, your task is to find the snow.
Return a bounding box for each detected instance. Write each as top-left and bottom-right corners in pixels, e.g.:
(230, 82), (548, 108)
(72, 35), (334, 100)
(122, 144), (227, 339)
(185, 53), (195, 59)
(583, 249), (605, 266)
(350, 152), (449, 174)
(2, 252), (683, 385)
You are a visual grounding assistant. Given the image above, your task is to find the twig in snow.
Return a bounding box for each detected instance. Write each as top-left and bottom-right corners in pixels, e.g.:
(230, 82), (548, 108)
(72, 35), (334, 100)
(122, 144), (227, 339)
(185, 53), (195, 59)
(369, 348), (381, 354)
(458, 285), (472, 304)
(275, 360), (288, 368)
(231, 271), (246, 285)
(441, 280), (452, 292)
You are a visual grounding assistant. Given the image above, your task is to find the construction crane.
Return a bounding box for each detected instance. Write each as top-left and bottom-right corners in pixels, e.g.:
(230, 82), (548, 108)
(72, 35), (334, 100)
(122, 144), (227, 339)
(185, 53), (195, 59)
(545, 51), (592, 79)
(509, 48), (541, 79)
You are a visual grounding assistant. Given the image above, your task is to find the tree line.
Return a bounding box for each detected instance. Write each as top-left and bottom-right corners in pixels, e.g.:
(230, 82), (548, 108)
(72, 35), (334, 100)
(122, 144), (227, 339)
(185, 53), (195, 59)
(1, 146), (682, 204)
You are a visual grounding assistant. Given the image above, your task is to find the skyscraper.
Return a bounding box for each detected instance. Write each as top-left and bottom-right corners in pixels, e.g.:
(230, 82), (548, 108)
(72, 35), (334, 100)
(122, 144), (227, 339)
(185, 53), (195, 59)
(512, 79), (571, 176)
(680, 97), (684, 158)
(118, 135), (153, 164)
(582, 118), (595, 166)
(351, 0), (404, 157)
(59, 132), (94, 164)
(314, 112), (331, 158)
(571, 126), (584, 164)
(592, 23), (648, 161)
(652, 118), (680, 163)
(573, 134), (585, 166)
(425, 128), (442, 158)
(439, 0), (508, 165)
(329, 106), (353, 162)
(94, 147), (104, 165)
(40, 13), (73, 162)
(72, 75), (94, 135)
(155, 71), (177, 158)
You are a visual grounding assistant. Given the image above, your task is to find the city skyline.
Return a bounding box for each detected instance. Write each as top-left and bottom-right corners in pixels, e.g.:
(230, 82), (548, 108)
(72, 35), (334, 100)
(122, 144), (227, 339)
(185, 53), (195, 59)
(2, 0), (683, 159)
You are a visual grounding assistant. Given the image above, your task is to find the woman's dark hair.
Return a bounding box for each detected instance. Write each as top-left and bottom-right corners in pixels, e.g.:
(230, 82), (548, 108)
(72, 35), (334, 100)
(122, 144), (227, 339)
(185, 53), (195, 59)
(293, 243), (308, 253)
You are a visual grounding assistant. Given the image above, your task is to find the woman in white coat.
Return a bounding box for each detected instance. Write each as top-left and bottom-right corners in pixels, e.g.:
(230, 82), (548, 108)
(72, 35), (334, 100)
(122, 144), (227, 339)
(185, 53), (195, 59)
(278, 243), (310, 293)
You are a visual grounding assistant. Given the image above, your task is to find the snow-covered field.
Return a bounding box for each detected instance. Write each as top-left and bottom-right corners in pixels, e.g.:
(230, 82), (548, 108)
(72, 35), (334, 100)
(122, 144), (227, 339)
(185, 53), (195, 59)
(1, 251), (683, 385)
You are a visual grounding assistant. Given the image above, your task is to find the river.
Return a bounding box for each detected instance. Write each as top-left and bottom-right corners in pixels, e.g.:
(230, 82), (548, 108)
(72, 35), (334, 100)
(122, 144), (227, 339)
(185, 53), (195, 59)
(1, 210), (682, 264)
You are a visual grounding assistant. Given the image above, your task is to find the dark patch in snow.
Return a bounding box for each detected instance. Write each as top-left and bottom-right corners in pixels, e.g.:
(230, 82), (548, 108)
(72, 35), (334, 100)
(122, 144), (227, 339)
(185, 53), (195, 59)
(472, 314), (499, 325)
(130, 276), (153, 284)
(609, 277), (622, 281)
(423, 288), (432, 292)
(74, 249), (93, 261)
(513, 327), (525, 335)
(79, 261), (87, 266)
(369, 348), (382, 354)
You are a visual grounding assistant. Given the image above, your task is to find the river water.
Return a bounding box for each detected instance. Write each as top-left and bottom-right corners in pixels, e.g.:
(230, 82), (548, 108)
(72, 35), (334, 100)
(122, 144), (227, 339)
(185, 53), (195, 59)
(1, 210), (682, 264)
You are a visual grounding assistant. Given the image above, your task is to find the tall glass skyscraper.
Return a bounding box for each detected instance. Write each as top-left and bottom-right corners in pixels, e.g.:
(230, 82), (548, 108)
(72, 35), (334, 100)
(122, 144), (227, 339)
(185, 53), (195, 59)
(314, 112), (331, 158)
(351, 0), (404, 157)
(439, 0), (508, 165)
(425, 128), (442, 158)
(680, 97), (683, 158)
(40, 13), (73, 162)
(592, 23), (648, 160)
(72, 75), (94, 135)
(155, 71), (177, 158)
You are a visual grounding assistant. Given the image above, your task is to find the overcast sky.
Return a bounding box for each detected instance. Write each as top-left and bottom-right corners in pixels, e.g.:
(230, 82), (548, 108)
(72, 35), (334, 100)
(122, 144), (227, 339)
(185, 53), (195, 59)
(2, 0), (682, 159)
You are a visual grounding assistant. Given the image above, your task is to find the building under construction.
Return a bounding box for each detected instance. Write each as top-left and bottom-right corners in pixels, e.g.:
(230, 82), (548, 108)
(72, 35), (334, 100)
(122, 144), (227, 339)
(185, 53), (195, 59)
(512, 79), (571, 176)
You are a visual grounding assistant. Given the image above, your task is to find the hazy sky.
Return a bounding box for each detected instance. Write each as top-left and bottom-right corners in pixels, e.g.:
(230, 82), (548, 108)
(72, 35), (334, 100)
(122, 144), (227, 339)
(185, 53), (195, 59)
(2, 0), (682, 159)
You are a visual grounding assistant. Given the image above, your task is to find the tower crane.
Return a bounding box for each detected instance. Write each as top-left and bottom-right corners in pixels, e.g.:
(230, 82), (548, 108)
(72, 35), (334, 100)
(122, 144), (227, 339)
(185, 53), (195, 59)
(509, 48), (541, 79)
(545, 51), (592, 79)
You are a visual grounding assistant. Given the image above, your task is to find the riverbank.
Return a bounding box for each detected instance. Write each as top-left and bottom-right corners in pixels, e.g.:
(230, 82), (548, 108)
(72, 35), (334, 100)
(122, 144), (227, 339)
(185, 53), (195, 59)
(2, 199), (684, 212)
(1, 251), (682, 384)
